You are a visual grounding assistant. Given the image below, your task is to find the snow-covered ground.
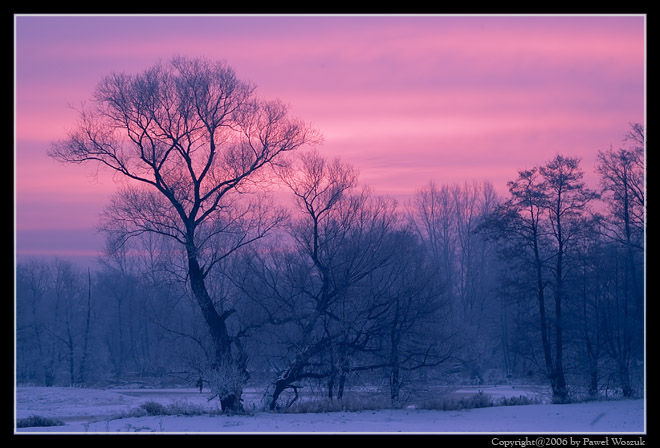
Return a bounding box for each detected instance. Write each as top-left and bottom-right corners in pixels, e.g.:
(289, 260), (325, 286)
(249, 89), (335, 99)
(14, 385), (646, 434)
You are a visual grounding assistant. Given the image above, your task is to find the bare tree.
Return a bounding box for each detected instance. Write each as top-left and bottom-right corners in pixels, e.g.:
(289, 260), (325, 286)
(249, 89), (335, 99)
(410, 181), (500, 383)
(241, 151), (402, 409)
(488, 167), (557, 397)
(362, 229), (454, 404)
(485, 156), (597, 402)
(596, 123), (645, 316)
(409, 182), (456, 304)
(78, 268), (94, 385)
(569, 215), (606, 398)
(265, 151), (361, 408)
(97, 243), (137, 377)
(16, 259), (56, 385)
(596, 123), (645, 398)
(17, 258), (94, 386)
(49, 57), (319, 411)
(50, 259), (85, 386)
(540, 155), (598, 402)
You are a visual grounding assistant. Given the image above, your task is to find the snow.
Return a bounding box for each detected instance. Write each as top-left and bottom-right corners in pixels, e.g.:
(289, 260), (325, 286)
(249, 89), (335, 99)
(14, 386), (646, 434)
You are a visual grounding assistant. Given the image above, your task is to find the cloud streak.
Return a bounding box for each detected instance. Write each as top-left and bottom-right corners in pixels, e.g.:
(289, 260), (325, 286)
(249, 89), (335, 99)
(14, 14), (645, 263)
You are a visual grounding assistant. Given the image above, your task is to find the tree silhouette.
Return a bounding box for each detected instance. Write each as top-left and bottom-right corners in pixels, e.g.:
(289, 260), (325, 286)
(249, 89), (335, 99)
(49, 57), (320, 411)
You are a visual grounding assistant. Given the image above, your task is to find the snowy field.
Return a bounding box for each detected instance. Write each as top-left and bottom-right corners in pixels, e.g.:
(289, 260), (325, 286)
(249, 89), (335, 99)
(14, 385), (645, 434)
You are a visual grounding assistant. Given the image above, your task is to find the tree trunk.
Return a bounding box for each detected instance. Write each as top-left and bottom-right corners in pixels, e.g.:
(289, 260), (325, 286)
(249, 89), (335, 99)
(582, 262), (600, 399)
(500, 295), (512, 377)
(618, 360), (633, 398)
(327, 375), (335, 399)
(79, 269), (92, 384)
(390, 365), (400, 404)
(552, 221), (568, 403)
(270, 366), (299, 411)
(533, 238), (554, 393)
(67, 329), (75, 386)
(188, 255), (245, 412)
(588, 359), (599, 398)
(622, 178), (643, 322)
(337, 365), (347, 400)
(336, 343), (348, 400)
(115, 295), (124, 377)
(270, 380), (287, 411)
(269, 338), (324, 410)
(390, 326), (401, 405)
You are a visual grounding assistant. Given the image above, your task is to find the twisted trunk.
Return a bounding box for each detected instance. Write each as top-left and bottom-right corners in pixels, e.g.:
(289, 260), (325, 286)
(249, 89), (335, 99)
(188, 254), (245, 412)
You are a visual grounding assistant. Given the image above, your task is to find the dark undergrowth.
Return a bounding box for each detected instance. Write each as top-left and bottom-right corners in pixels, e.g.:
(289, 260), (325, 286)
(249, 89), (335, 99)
(280, 391), (542, 413)
(16, 415), (66, 428)
(119, 400), (223, 418)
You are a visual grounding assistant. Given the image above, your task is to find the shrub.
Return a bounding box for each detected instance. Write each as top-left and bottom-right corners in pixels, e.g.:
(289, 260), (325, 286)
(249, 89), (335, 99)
(16, 415), (65, 428)
(283, 394), (392, 414)
(165, 399), (213, 416)
(139, 401), (167, 416)
(207, 364), (246, 407)
(122, 400), (215, 418)
(497, 395), (541, 406)
(418, 391), (493, 411)
(417, 391), (543, 411)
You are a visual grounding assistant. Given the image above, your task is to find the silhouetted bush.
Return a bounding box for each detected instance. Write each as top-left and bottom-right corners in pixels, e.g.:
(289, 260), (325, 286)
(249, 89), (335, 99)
(16, 415), (65, 428)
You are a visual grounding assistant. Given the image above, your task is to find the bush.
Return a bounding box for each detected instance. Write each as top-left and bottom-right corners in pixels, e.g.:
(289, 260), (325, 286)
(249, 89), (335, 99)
(283, 394), (392, 414)
(418, 391), (493, 411)
(417, 391), (542, 411)
(16, 415), (65, 428)
(122, 400), (214, 418)
(139, 401), (167, 416)
(280, 390), (541, 414)
(497, 395), (541, 406)
(166, 399), (214, 416)
(206, 363), (247, 409)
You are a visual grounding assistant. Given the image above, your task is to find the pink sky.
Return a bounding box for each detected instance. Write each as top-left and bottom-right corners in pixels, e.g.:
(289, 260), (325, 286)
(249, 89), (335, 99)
(14, 14), (646, 264)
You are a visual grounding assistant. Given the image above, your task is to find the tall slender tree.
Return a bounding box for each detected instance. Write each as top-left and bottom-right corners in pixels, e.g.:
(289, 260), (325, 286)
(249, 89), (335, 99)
(492, 156), (597, 402)
(539, 155), (598, 402)
(499, 167), (559, 397)
(596, 123), (645, 319)
(596, 123), (645, 398)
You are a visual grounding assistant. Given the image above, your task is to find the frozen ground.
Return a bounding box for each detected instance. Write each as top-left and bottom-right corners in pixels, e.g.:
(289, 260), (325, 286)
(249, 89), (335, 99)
(14, 385), (645, 434)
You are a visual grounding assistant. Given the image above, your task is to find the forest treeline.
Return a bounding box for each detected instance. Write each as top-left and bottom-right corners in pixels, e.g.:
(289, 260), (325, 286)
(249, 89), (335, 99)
(16, 124), (644, 408)
(15, 58), (644, 410)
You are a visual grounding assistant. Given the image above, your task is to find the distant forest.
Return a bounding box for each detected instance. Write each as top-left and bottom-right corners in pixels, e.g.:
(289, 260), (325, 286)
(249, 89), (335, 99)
(15, 58), (644, 411)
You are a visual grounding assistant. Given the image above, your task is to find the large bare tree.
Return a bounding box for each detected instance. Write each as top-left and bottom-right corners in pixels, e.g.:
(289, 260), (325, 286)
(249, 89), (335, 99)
(49, 57), (319, 411)
(487, 156), (596, 402)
